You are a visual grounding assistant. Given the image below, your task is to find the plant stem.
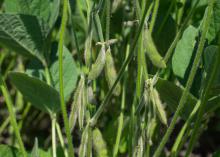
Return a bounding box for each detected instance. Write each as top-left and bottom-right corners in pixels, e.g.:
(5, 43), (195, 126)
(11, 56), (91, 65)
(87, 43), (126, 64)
(89, 1), (149, 127)
(94, 13), (104, 42)
(0, 116), (10, 135)
(171, 101), (201, 156)
(113, 46), (129, 157)
(184, 5), (218, 157)
(18, 102), (31, 130)
(153, 0), (213, 156)
(56, 123), (68, 157)
(0, 75), (27, 157)
(58, 0), (75, 156)
(52, 114), (57, 157)
(156, 0), (175, 36)
(177, 0), (186, 26)
(105, 0), (110, 41)
(149, 0), (160, 33)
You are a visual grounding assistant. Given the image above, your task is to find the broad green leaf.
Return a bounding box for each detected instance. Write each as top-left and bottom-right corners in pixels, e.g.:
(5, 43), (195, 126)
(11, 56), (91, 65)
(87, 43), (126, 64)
(3, 0), (20, 12)
(0, 144), (22, 157)
(0, 144), (51, 157)
(0, 14), (46, 64)
(26, 59), (46, 81)
(155, 77), (220, 120)
(9, 72), (60, 114)
(50, 45), (79, 102)
(4, 0), (60, 29)
(25, 44), (80, 102)
(155, 78), (197, 120)
(49, 0), (60, 28)
(206, 1), (220, 42)
(172, 25), (198, 78)
(203, 45), (220, 86)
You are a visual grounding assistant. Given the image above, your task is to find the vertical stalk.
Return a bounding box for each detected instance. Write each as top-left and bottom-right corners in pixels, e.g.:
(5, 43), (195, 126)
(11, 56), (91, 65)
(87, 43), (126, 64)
(56, 123), (68, 157)
(149, 0), (160, 33)
(153, 0), (214, 156)
(113, 47), (128, 157)
(184, 6), (219, 157)
(0, 75), (27, 157)
(105, 0), (110, 41)
(177, 0), (186, 26)
(171, 101), (201, 156)
(58, 0), (75, 156)
(52, 114), (57, 157)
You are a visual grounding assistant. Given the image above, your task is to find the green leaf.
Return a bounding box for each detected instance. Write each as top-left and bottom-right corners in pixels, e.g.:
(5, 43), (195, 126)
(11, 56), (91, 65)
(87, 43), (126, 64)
(26, 59), (46, 81)
(155, 77), (220, 120)
(49, 0), (61, 28)
(172, 25), (198, 78)
(50, 45), (79, 102)
(9, 72), (60, 114)
(0, 144), (22, 157)
(0, 144), (51, 157)
(203, 45), (220, 86)
(206, 0), (220, 42)
(0, 14), (46, 64)
(155, 78), (197, 120)
(4, 0), (60, 29)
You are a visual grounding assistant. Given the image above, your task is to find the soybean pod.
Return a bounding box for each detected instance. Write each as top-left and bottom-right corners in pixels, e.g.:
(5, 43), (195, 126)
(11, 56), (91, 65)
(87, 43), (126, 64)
(88, 45), (106, 80)
(144, 28), (166, 68)
(105, 47), (121, 96)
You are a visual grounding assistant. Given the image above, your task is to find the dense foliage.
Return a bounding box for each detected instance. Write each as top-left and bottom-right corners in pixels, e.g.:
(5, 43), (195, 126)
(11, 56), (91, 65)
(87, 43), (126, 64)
(0, 0), (220, 157)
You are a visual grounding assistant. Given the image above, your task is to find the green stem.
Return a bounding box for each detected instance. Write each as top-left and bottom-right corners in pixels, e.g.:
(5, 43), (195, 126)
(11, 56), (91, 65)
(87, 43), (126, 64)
(184, 5), (218, 157)
(18, 103), (31, 130)
(52, 114), (57, 157)
(94, 13), (104, 42)
(113, 46), (129, 157)
(56, 123), (68, 157)
(105, 0), (110, 41)
(58, 0), (75, 156)
(0, 75), (27, 157)
(89, 1), (149, 127)
(156, 0), (175, 36)
(177, 0), (186, 26)
(149, 0), (160, 33)
(171, 101), (201, 156)
(153, 0), (213, 156)
(0, 116), (10, 135)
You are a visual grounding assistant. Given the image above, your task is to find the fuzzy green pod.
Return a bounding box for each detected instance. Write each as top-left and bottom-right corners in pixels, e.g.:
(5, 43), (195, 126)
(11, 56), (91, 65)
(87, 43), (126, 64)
(152, 88), (167, 125)
(144, 28), (166, 68)
(78, 85), (86, 130)
(105, 47), (121, 96)
(84, 31), (93, 67)
(79, 126), (89, 157)
(92, 128), (108, 157)
(88, 46), (106, 80)
(69, 76), (85, 131)
(146, 118), (157, 145)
